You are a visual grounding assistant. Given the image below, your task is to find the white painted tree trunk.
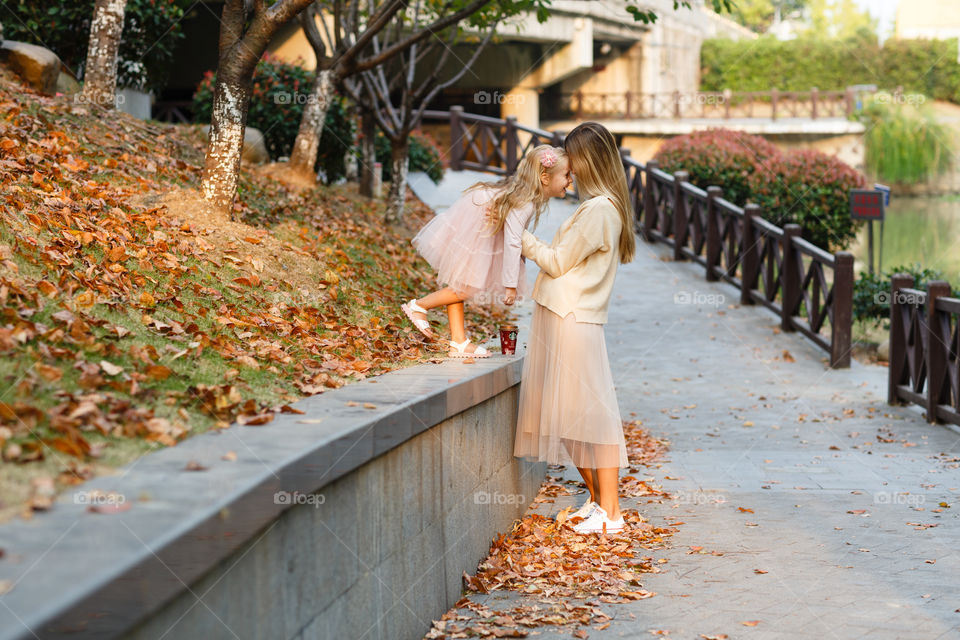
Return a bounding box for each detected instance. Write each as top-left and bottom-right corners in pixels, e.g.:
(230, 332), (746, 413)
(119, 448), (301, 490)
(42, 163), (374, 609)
(288, 69), (334, 177)
(200, 74), (250, 214)
(344, 123), (359, 182)
(81, 0), (127, 109)
(386, 143), (409, 224)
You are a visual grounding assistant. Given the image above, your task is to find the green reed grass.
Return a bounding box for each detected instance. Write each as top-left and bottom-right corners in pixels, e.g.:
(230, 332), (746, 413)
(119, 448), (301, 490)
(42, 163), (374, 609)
(859, 94), (955, 185)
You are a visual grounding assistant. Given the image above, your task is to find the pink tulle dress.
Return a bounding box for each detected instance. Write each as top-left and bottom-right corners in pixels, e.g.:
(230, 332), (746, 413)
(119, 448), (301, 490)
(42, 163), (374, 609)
(412, 185), (535, 303)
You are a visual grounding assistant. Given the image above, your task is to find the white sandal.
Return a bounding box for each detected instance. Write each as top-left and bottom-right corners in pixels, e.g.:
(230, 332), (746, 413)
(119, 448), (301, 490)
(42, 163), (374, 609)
(448, 338), (490, 359)
(401, 299), (433, 338)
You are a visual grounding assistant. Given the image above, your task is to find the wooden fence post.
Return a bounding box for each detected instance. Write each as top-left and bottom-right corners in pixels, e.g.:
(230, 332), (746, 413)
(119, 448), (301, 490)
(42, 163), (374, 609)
(642, 160), (658, 243)
(888, 273), (914, 405)
(619, 148), (640, 231)
(926, 280), (952, 423)
(811, 87), (819, 119)
(771, 88), (778, 120)
(781, 224), (802, 332)
(574, 91), (583, 120)
(449, 105), (464, 171)
(741, 204), (761, 306)
(831, 251), (854, 368)
(673, 171), (689, 261)
(505, 116), (518, 175)
(705, 186), (722, 282)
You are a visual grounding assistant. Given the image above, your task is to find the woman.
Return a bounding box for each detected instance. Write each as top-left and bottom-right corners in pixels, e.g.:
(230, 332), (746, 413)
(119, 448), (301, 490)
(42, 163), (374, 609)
(513, 122), (635, 534)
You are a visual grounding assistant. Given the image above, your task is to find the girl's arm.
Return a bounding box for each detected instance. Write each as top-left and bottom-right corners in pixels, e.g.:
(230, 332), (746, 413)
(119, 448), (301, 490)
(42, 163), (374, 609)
(521, 207), (607, 278)
(501, 203), (533, 289)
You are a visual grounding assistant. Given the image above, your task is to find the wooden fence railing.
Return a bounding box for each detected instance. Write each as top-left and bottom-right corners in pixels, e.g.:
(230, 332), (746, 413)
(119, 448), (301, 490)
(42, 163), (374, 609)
(640, 160), (853, 368)
(889, 276), (960, 426)
(557, 86), (873, 120)
(421, 106), (854, 368)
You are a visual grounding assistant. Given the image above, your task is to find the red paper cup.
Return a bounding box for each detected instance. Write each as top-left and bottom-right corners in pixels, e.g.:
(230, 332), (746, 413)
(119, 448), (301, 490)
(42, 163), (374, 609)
(499, 324), (519, 355)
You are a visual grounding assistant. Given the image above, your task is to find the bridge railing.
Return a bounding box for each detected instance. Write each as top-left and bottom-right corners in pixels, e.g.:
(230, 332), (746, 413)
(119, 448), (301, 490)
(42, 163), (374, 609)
(889, 276), (960, 427)
(420, 107), (854, 368)
(555, 87), (867, 120)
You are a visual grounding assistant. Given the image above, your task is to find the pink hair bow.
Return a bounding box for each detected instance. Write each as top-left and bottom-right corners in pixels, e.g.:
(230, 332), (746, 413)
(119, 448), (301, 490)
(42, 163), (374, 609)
(539, 149), (557, 168)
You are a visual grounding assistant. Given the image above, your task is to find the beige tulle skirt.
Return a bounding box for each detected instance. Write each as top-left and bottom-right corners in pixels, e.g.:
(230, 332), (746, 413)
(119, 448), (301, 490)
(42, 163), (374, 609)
(514, 303), (628, 469)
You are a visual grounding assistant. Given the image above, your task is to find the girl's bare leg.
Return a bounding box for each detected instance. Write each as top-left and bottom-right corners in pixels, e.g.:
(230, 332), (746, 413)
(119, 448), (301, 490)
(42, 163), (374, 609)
(415, 288), (482, 354)
(446, 301), (467, 343)
(416, 287), (463, 310)
(408, 288), (463, 340)
(595, 467), (621, 520)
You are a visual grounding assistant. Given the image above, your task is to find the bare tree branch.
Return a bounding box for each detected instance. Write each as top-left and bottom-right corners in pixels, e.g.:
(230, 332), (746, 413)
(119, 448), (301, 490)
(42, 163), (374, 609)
(416, 24), (497, 120)
(352, 0), (490, 73)
(298, 3), (326, 62)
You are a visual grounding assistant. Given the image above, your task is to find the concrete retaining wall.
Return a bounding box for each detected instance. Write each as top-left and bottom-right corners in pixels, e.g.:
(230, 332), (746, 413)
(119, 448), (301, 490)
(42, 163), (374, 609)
(0, 356), (544, 640)
(127, 386), (539, 640)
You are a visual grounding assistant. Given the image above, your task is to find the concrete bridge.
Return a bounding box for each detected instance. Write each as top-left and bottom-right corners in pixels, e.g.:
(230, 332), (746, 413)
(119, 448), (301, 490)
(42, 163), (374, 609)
(161, 0), (861, 168)
(262, 0), (755, 132)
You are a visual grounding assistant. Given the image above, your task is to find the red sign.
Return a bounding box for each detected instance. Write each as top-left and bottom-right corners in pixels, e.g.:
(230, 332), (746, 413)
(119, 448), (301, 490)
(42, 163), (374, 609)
(850, 189), (885, 221)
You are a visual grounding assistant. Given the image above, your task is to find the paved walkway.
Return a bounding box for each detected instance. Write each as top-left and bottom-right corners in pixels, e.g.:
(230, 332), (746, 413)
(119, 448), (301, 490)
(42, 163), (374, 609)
(408, 171), (960, 640)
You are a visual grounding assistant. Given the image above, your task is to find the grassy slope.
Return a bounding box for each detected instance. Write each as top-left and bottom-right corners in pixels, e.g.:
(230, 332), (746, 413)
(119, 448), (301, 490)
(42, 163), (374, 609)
(0, 67), (509, 519)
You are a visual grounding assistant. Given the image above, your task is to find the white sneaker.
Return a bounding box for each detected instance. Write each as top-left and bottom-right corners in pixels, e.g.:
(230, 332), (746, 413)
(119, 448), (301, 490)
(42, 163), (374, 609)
(573, 505), (625, 534)
(568, 499), (598, 521)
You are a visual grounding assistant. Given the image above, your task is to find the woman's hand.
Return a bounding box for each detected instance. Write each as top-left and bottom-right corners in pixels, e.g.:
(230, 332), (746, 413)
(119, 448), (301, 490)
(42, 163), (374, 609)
(503, 287), (517, 305)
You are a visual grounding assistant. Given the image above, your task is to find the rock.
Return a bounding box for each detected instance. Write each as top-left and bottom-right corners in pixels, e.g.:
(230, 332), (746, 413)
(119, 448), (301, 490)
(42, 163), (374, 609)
(56, 71), (81, 96)
(201, 124), (270, 165)
(0, 40), (61, 94)
(876, 338), (889, 362)
(117, 87), (151, 120)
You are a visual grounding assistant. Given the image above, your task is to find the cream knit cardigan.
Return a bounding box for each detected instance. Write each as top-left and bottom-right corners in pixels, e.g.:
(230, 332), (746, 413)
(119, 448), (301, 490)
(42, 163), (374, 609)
(520, 195), (622, 324)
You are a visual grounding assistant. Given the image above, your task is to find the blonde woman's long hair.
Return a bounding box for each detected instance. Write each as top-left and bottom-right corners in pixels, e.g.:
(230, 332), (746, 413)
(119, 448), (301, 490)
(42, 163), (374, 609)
(467, 144), (567, 235)
(563, 122), (635, 264)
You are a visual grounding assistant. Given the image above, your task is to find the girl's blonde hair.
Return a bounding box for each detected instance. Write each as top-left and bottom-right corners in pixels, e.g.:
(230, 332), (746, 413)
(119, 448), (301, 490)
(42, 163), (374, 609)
(467, 144), (567, 235)
(562, 122), (635, 264)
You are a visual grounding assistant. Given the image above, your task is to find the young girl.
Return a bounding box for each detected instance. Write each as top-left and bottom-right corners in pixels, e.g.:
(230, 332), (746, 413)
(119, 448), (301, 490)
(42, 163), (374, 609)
(513, 122), (635, 534)
(402, 145), (571, 358)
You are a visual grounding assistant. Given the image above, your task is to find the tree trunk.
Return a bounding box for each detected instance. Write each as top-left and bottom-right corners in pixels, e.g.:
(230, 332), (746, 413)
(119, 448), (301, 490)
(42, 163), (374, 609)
(344, 106), (359, 182)
(198, 0), (314, 215)
(81, 0), (127, 109)
(200, 60), (254, 214)
(287, 68), (335, 179)
(358, 108), (377, 197)
(385, 139), (409, 224)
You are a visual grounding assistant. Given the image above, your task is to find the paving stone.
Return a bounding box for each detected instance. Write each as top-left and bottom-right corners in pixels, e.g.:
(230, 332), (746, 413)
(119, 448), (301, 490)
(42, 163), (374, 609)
(407, 170), (960, 639)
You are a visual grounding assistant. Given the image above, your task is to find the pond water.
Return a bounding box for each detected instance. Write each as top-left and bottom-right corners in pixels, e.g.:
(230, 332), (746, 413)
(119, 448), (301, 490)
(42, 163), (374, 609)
(848, 195), (960, 284)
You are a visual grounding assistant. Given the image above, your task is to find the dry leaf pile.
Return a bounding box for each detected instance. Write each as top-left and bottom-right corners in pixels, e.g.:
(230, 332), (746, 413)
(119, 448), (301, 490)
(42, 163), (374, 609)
(425, 420), (676, 639)
(0, 67), (508, 514)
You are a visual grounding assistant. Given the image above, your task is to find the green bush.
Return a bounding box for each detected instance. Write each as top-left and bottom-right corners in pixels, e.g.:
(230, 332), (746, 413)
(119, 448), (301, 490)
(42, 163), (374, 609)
(653, 129), (865, 251)
(853, 263), (958, 326)
(701, 35), (960, 103)
(370, 130), (445, 185)
(856, 93), (955, 184)
(192, 54), (354, 183)
(1, 0), (188, 92)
